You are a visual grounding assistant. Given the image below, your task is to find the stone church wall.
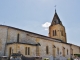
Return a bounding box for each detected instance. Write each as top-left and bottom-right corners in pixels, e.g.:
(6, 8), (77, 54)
(37, 38), (54, 60)
(49, 24), (66, 42)
(71, 45), (80, 55)
(0, 25), (79, 60)
(6, 44), (36, 57)
(62, 43), (71, 58)
(53, 41), (71, 59)
(5, 27), (79, 59)
(0, 26), (8, 56)
(35, 37), (71, 59)
(0, 26), (37, 56)
(7, 28), (36, 44)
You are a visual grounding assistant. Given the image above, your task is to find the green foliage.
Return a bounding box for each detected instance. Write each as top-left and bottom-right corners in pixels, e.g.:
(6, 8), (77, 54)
(74, 54), (80, 57)
(44, 59), (46, 60)
(44, 58), (49, 60)
(67, 58), (70, 60)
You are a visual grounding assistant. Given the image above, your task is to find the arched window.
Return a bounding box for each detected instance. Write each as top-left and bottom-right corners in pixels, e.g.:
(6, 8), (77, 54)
(57, 48), (59, 55)
(9, 47), (12, 56)
(25, 47), (27, 55)
(53, 30), (55, 36)
(25, 47), (30, 55)
(17, 34), (19, 43)
(55, 30), (57, 36)
(28, 47), (30, 55)
(71, 48), (73, 55)
(63, 47), (65, 57)
(46, 46), (49, 54)
(53, 45), (56, 57)
(53, 30), (57, 36)
(67, 49), (68, 55)
(61, 30), (63, 36)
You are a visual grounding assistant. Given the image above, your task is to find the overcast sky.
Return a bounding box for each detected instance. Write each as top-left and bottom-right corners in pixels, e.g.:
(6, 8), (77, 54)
(0, 0), (80, 46)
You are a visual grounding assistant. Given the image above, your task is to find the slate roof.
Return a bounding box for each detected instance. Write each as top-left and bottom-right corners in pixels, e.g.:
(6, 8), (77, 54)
(7, 42), (39, 46)
(51, 9), (63, 26)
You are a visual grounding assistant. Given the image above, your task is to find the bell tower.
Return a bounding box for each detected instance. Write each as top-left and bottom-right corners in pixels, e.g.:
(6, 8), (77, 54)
(49, 10), (67, 42)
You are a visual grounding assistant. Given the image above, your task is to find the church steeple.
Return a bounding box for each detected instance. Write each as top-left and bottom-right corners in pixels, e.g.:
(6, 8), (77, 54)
(55, 9), (57, 14)
(49, 10), (67, 42)
(51, 9), (63, 26)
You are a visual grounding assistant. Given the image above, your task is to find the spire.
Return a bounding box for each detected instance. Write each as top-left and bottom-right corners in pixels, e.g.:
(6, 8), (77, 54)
(51, 9), (63, 26)
(54, 5), (57, 13)
(55, 9), (56, 14)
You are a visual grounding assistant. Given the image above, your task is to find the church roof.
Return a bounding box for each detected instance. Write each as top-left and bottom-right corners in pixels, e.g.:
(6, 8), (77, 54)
(7, 42), (39, 46)
(51, 10), (63, 26)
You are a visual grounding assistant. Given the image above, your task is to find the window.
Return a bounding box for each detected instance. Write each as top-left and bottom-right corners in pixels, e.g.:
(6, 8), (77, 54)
(57, 48), (59, 55)
(25, 47), (27, 55)
(53, 45), (56, 57)
(53, 30), (57, 36)
(53, 30), (55, 36)
(63, 47), (65, 56)
(67, 49), (68, 55)
(71, 48), (73, 55)
(55, 30), (57, 36)
(9, 47), (12, 56)
(17, 34), (20, 43)
(46, 46), (49, 54)
(25, 47), (30, 55)
(28, 47), (30, 55)
(61, 30), (63, 36)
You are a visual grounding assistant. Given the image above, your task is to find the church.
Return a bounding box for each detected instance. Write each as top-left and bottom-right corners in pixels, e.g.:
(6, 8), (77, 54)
(0, 10), (80, 60)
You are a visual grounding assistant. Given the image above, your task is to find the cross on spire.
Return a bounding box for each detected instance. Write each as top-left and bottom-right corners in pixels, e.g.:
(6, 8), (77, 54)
(51, 5), (63, 26)
(54, 5), (57, 13)
(54, 5), (56, 9)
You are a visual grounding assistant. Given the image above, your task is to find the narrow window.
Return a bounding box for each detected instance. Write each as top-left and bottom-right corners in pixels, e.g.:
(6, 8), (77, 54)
(53, 30), (57, 36)
(9, 47), (12, 56)
(57, 48), (59, 55)
(55, 30), (57, 36)
(61, 30), (63, 36)
(63, 47), (65, 56)
(17, 34), (19, 43)
(25, 47), (30, 55)
(71, 48), (73, 55)
(28, 47), (30, 55)
(25, 47), (27, 55)
(53, 45), (56, 57)
(53, 30), (55, 36)
(72, 49), (73, 55)
(46, 46), (49, 54)
(67, 49), (68, 55)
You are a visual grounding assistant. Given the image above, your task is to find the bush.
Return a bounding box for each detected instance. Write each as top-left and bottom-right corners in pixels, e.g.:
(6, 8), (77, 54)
(74, 54), (80, 57)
